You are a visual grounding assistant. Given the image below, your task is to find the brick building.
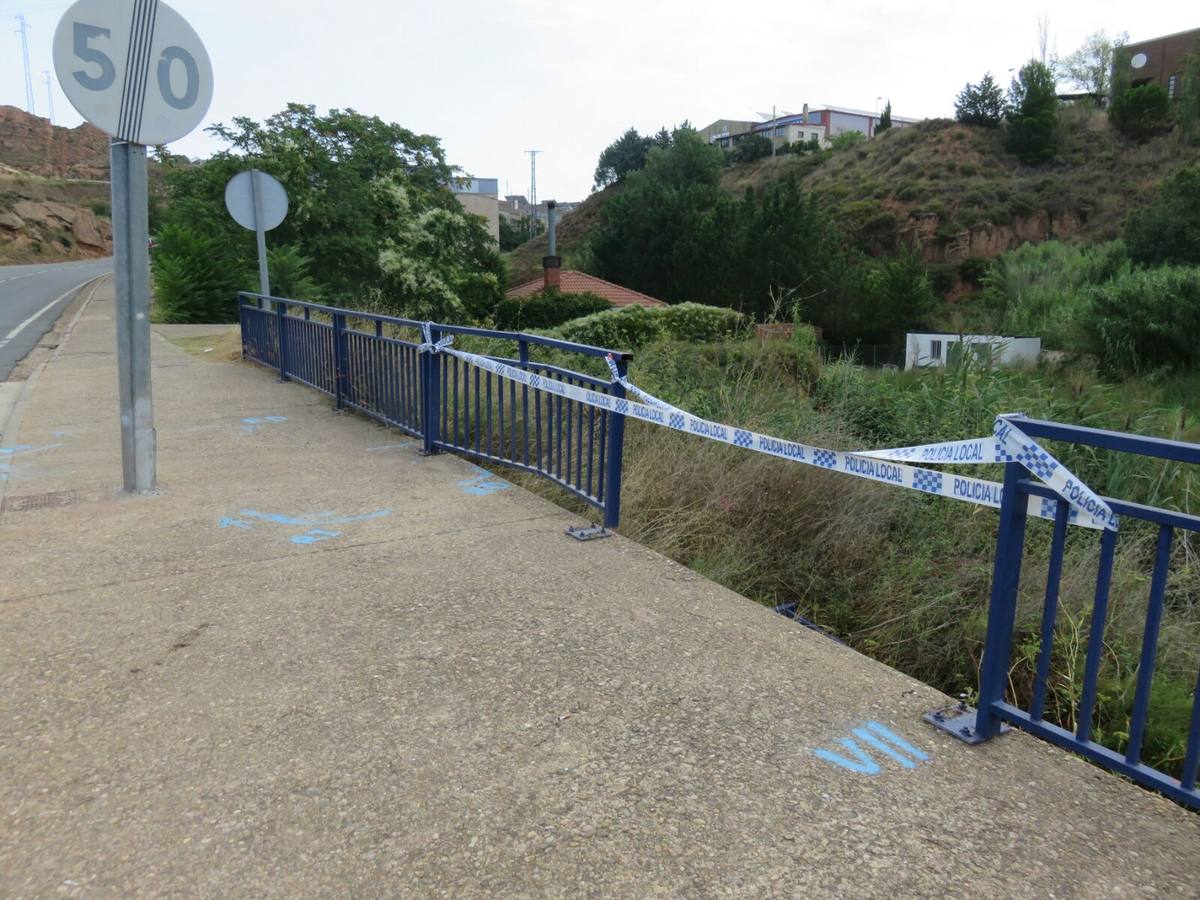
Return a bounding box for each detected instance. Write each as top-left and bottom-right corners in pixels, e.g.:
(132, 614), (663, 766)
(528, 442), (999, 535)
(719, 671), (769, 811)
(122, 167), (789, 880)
(1123, 27), (1200, 99)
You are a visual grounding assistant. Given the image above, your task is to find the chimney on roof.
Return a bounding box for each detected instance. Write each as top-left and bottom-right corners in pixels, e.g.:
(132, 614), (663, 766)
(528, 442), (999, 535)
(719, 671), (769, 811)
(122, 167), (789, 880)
(543, 200), (560, 291)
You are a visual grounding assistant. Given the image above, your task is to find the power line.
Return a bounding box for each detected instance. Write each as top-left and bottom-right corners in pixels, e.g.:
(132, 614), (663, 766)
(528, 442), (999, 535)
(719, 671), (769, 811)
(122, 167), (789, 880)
(14, 14), (35, 114)
(42, 69), (54, 124)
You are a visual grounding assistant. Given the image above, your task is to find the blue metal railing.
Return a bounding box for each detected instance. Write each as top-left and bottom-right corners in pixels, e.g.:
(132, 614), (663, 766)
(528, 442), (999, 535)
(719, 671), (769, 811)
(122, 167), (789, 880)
(238, 293), (631, 527)
(966, 416), (1200, 809)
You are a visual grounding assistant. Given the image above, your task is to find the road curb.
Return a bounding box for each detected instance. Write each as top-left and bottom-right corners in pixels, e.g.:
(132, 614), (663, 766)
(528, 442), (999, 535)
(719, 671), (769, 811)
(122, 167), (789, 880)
(0, 273), (107, 456)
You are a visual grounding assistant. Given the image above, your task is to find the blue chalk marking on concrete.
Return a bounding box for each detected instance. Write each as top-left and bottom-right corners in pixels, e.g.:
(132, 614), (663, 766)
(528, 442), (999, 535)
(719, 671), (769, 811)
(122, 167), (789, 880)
(458, 465), (511, 496)
(865, 721), (929, 761)
(237, 508), (391, 527)
(240, 415), (288, 433)
(811, 721), (929, 775)
(852, 728), (917, 769)
(291, 528), (342, 545)
(812, 739), (882, 775)
(218, 507), (391, 546)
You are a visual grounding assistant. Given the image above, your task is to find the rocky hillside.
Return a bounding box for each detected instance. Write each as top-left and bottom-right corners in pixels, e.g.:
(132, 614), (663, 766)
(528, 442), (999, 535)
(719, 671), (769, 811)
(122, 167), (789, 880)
(0, 106), (113, 263)
(0, 105), (110, 179)
(724, 109), (1200, 265)
(507, 109), (1200, 288)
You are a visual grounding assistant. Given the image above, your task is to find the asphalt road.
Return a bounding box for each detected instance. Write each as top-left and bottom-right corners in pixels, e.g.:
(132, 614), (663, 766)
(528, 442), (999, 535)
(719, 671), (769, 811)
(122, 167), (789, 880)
(0, 258), (112, 379)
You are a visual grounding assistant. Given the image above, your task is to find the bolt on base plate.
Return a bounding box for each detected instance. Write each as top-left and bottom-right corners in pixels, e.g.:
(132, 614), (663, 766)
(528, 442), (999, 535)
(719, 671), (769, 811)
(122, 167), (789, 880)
(565, 523), (611, 541)
(924, 703), (1011, 745)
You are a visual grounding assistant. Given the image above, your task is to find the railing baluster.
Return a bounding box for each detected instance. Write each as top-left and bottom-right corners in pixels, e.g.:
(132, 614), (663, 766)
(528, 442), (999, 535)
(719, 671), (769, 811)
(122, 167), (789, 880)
(1125, 525), (1174, 766)
(534, 369), (543, 471)
(1182, 666), (1200, 792)
(497, 367), (506, 457)
(473, 366), (481, 456)
(974, 462), (1028, 741)
(1077, 527), (1119, 744)
(1031, 500), (1071, 721)
(603, 358), (628, 528)
(485, 370), (494, 459)
(519, 342), (530, 468)
(565, 382), (573, 485)
(586, 404), (596, 499)
(452, 356), (460, 447)
(509, 377), (517, 465)
(574, 392), (585, 491)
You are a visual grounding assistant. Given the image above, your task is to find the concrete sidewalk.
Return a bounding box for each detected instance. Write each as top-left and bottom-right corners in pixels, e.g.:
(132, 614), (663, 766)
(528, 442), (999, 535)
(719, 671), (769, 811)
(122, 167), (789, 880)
(2, 280), (1198, 897)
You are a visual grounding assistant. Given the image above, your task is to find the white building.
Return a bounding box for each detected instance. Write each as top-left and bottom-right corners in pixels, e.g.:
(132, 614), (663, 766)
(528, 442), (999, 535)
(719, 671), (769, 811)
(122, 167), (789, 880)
(905, 333), (1042, 371)
(701, 105), (919, 152)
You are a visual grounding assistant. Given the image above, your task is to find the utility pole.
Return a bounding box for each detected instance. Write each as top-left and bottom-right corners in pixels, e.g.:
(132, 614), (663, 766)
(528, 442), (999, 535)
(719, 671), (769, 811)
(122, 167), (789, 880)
(15, 15), (35, 115)
(42, 70), (54, 124)
(525, 148), (544, 240)
(525, 149), (542, 209)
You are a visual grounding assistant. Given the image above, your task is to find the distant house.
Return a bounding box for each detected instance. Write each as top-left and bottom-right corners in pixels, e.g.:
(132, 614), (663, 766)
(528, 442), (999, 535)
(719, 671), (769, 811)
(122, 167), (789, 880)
(905, 333), (1041, 371)
(1121, 27), (1200, 99)
(699, 104), (919, 153)
(500, 195), (581, 223)
(507, 262), (668, 309)
(451, 177), (499, 241)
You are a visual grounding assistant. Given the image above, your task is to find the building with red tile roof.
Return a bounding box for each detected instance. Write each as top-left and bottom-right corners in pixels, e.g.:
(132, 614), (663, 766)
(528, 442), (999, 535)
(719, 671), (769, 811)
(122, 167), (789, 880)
(506, 269), (668, 309)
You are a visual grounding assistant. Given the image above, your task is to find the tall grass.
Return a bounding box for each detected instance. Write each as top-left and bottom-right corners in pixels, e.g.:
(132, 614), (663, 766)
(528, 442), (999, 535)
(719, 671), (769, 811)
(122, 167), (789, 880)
(511, 337), (1199, 776)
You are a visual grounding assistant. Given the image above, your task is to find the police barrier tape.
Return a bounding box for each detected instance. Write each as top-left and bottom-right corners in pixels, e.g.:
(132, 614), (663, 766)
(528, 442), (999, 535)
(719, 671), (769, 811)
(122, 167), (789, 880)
(427, 339), (1113, 531)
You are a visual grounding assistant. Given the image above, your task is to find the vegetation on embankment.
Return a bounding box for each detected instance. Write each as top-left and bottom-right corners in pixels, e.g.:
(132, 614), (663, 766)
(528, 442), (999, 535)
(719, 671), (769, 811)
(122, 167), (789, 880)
(509, 329), (1199, 778)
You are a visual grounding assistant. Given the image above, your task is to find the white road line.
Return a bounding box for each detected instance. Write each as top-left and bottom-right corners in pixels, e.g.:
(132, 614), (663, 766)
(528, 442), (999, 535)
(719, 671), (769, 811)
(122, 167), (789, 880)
(0, 278), (98, 350)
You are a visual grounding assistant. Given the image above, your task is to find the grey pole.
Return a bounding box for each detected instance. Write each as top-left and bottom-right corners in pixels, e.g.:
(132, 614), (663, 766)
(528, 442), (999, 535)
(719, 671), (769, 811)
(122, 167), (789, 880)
(109, 139), (156, 494)
(251, 170), (270, 307)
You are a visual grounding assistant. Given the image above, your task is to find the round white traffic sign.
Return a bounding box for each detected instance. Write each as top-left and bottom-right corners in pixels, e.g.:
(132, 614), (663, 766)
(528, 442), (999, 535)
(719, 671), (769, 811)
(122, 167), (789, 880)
(225, 170), (289, 232)
(53, 0), (213, 146)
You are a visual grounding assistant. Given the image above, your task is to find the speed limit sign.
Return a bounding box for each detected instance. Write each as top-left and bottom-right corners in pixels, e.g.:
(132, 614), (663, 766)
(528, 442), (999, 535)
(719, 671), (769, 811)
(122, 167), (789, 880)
(52, 0), (212, 146)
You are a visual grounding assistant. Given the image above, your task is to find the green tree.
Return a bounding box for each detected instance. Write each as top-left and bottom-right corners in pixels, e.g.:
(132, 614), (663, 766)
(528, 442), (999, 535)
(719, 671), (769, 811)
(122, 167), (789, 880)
(154, 104), (502, 321)
(1125, 166), (1200, 266)
(1005, 61), (1059, 164)
(591, 129), (733, 305)
(593, 128), (654, 189)
(1059, 30), (1127, 95)
(877, 100), (893, 132)
(1177, 41), (1200, 143)
(955, 73), (1006, 126)
(498, 214), (544, 252)
(729, 133), (773, 164)
(1109, 84), (1171, 139)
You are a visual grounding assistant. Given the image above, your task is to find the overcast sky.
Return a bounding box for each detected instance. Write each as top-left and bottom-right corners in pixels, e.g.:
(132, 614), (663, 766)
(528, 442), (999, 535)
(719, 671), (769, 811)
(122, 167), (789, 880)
(2, 0), (1195, 200)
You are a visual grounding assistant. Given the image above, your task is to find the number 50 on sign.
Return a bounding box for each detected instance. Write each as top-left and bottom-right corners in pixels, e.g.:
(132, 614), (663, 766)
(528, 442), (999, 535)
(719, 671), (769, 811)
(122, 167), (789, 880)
(53, 0), (213, 146)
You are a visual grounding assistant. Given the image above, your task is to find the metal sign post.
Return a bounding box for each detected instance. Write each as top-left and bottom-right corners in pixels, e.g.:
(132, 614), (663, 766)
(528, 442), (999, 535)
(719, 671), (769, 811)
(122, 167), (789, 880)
(225, 169), (288, 307)
(53, 0), (212, 494)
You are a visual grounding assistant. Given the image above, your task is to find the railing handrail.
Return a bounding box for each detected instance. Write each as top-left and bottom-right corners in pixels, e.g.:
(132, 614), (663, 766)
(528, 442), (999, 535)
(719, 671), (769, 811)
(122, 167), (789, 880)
(1018, 478), (1200, 532)
(238, 292), (634, 361)
(1009, 415), (1200, 466)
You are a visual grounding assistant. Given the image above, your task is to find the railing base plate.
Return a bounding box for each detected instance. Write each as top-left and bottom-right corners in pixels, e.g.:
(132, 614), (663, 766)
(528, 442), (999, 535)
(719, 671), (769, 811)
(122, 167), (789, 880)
(924, 704), (1010, 744)
(566, 524), (611, 541)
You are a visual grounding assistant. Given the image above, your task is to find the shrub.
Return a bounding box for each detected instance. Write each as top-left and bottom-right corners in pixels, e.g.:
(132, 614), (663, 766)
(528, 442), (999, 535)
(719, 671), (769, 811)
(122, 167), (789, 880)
(660, 303), (746, 342)
(87, 200), (111, 218)
(729, 133), (773, 164)
(958, 256), (990, 286)
(830, 131), (867, 152)
(493, 291), (611, 331)
(1083, 265), (1200, 375)
(1124, 166), (1200, 267)
(266, 243), (323, 301)
(151, 224), (248, 323)
(979, 240), (1129, 350)
(1108, 84), (1171, 140)
(552, 302), (747, 350)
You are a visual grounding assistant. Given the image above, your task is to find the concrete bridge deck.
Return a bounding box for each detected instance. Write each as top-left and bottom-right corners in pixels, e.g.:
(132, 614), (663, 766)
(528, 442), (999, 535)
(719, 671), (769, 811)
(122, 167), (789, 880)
(2, 279), (1198, 897)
